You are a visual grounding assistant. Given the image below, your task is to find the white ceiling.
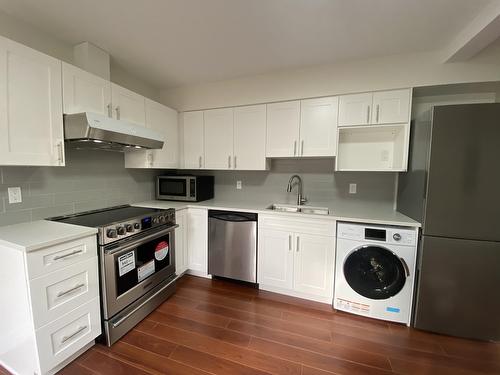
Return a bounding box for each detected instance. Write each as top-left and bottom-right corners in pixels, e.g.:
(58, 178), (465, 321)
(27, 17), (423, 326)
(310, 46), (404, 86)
(0, 0), (496, 89)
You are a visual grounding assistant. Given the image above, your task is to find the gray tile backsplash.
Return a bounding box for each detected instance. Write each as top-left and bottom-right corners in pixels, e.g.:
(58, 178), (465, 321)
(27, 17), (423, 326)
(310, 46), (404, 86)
(0, 154), (397, 228)
(184, 159), (396, 206)
(0, 148), (157, 227)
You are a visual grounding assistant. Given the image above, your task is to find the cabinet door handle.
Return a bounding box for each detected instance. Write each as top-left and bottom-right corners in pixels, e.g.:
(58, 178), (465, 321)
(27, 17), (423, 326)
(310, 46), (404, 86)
(115, 106), (120, 120)
(234, 156), (237, 169)
(61, 326), (87, 344)
(53, 249), (83, 261)
(228, 155), (231, 169)
(288, 235), (292, 251)
(376, 104), (380, 123)
(148, 152), (153, 167)
(296, 236), (300, 252)
(57, 141), (64, 165)
(366, 105), (370, 123)
(199, 156), (202, 168)
(301, 140), (304, 156)
(293, 141), (297, 156)
(107, 103), (112, 117)
(57, 283), (86, 298)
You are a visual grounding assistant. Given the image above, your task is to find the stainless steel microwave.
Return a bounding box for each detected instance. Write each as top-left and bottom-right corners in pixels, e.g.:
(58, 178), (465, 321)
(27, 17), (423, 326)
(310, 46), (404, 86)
(156, 175), (214, 202)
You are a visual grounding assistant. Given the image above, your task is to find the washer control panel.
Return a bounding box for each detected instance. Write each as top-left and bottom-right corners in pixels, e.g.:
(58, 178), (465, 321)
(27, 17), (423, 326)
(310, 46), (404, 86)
(337, 222), (417, 246)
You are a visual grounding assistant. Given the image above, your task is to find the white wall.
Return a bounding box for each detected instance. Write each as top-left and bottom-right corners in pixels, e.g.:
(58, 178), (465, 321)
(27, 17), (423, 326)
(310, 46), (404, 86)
(0, 9), (161, 101)
(161, 39), (500, 111)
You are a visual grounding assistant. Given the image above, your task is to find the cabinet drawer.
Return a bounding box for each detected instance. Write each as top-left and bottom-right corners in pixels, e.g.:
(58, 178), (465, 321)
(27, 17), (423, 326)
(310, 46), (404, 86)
(36, 297), (101, 374)
(26, 235), (97, 279)
(30, 257), (99, 328)
(259, 215), (336, 237)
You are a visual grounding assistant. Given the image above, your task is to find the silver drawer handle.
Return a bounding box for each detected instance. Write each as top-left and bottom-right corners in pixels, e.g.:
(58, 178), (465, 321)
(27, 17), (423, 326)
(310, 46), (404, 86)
(228, 155), (231, 169)
(107, 103), (112, 117)
(61, 325), (87, 344)
(57, 283), (86, 298)
(293, 141), (297, 156)
(53, 249), (83, 261)
(288, 235), (292, 251)
(199, 156), (202, 168)
(115, 106), (120, 120)
(367, 105), (371, 123)
(296, 236), (300, 252)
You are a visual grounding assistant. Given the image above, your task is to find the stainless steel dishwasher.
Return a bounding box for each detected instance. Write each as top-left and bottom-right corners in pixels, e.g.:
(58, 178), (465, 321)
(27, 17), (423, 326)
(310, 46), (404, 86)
(208, 210), (257, 283)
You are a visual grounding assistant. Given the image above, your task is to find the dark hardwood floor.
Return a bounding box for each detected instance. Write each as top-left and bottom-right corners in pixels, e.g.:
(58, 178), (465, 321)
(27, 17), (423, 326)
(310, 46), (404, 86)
(3, 275), (500, 374)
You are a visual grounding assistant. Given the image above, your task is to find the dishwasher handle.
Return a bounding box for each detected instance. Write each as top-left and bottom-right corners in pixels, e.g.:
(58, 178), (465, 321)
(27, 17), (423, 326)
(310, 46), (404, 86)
(208, 210), (257, 222)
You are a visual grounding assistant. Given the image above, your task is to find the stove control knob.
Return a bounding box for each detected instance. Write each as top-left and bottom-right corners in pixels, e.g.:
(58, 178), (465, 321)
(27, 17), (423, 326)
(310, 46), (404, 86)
(107, 228), (117, 238)
(152, 217), (159, 224)
(134, 223), (141, 230)
(116, 226), (126, 236)
(160, 215), (166, 223)
(125, 224), (134, 232)
(393, 233), (402, 241)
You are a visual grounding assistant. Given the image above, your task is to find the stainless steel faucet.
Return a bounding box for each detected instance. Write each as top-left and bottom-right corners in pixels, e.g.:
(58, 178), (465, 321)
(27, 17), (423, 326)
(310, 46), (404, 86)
(286, 174), (307, 205)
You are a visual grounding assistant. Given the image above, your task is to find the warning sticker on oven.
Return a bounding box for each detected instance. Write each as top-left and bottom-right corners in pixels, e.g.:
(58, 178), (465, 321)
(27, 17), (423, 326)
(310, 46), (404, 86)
(154, 240), (169, 261)
(138, 260), (155, 282)
(118, 251), (135, 277)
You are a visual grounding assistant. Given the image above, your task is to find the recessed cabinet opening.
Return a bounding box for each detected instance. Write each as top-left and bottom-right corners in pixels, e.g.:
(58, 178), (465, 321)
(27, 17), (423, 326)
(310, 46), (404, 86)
(336, 124), (408, 171)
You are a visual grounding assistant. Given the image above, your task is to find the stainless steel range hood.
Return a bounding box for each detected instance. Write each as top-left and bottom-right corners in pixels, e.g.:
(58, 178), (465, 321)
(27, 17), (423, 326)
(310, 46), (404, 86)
(64, 112), (164, 151)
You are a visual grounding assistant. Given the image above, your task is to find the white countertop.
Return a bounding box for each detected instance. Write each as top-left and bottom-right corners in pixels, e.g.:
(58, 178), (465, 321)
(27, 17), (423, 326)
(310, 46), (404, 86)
(134, 199), (420, 227)
(0, 220), (97, 252)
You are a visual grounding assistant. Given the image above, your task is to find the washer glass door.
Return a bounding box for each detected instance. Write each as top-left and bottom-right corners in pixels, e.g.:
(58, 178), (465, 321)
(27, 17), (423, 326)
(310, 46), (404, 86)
(344, 245), (407, 300)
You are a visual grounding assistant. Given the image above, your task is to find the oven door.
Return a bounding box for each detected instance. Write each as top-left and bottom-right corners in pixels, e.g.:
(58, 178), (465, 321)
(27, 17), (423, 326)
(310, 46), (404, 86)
(102, 225), (177, 319)
(157, 176), (192, 201)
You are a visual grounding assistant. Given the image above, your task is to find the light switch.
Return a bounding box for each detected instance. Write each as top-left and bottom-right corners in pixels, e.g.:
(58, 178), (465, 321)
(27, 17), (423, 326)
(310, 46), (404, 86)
(8, 187), (22, 204)
(349, 183), (357, 194)
(236, 180), (242, 190)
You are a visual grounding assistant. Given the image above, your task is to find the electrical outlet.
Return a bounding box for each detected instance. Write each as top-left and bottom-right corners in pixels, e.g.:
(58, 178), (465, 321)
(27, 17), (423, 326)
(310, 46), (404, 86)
(349, 183), (357, 194)
(381, 149), (390, 162)
(236, 180), (242, 190)
(8, 187), (22, 204)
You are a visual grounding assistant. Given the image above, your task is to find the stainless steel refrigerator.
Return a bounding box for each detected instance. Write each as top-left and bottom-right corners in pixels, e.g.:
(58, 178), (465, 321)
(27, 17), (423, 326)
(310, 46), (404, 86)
(397, 103), (500, 341)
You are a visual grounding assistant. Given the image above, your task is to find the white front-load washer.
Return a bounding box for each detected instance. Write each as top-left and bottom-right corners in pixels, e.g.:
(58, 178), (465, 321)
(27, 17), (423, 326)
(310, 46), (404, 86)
(334, 222), (418, 325)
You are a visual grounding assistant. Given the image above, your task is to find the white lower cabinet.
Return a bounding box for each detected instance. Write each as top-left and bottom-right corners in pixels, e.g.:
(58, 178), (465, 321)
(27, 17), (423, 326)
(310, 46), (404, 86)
(0, 233), (101, 375)
(258, 228), (294, 289)
(258, 215), (336, 303)
(186, 208), (208, 277)
(174, 209), (188, 275)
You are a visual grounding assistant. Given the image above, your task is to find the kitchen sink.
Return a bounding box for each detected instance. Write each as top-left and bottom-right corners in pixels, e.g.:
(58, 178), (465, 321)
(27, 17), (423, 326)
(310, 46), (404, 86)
(267, 204), (330, 215)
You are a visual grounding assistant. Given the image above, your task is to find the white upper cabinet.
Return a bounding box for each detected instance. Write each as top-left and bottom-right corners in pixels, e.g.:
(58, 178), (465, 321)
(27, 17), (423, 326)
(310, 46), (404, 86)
(62, 62), (111, 116)
(372, 89), (411, 124)
(266, 101), (300, 157)
(181, 111), (205, 169)
(338, 89), (411, 127)
(299, 97), (338, 157)
(110, 83), (146, 126)
(338, 92), (373, 126)
(0, 37), (64, 166)
(204, 108), (234, 169)
(233, 105), (267, 170)
(124, 99), (179, 169)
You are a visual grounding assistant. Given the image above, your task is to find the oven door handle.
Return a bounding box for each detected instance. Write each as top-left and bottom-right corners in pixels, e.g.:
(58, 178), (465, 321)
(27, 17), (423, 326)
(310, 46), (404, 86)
(110, 274), (181, 328)
(105, 224), (178, 256)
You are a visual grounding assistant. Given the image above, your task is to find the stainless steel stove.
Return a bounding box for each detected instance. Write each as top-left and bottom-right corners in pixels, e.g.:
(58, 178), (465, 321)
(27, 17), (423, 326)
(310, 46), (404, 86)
(50, 205), (179, 346)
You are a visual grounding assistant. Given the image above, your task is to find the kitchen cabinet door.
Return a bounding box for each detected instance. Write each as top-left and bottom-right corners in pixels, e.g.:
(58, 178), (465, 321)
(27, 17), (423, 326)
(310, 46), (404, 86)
(293, 233), (335, 299)
(372, 89), (411, 124)
(111, 83), (146, 126)
(204, 108), (234, 169)
(181, 111), (204, 169)
(62, 62), (111, 116)
(266, 101), (300, 157)
(300, 97), (338, 157)
(338, 92), (373, 127)
(258, 228), (294, 290)
(175, 209), (188, 275)
(125, 99), (179, 169)
(233, 104), (267, 170)
(187, 208), (208, 276)
(0, 37), (64, 166)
